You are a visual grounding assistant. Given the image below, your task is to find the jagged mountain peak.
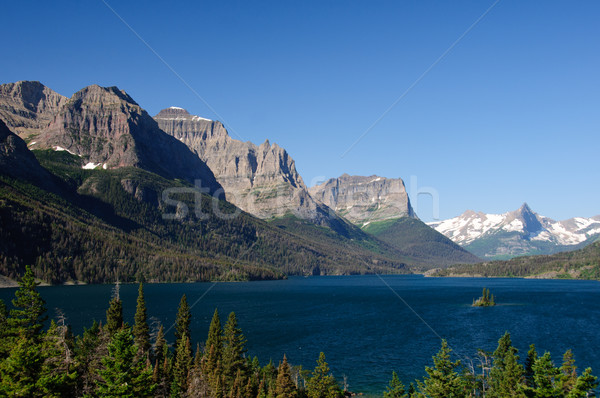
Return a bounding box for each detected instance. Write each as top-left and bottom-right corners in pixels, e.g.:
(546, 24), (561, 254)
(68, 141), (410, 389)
(69, 84), (138, 107)
(155, 108), (328, 221)
(429, 204), (600, 259)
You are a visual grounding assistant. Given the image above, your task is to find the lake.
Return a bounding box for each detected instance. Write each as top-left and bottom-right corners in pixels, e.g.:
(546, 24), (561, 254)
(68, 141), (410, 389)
(1, 275), (599, 396)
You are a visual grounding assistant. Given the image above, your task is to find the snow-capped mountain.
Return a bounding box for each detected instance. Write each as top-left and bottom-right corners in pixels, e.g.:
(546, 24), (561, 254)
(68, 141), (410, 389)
(428, 203), (600, 259)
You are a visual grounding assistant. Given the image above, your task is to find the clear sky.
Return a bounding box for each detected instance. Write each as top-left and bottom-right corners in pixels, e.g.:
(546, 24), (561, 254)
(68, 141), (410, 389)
(2, 1), (598, 222)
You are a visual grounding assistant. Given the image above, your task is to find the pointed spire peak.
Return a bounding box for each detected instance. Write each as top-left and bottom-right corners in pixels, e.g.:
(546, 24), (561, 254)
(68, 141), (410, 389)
(519, 202), (533, 213)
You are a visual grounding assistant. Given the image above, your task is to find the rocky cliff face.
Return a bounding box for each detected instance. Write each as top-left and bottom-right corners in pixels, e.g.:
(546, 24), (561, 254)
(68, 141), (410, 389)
(0, 119), (56, 190)
(309, 174), (417, 226)
(0, 81), (67, 139)
(31, 86), (221, 193)
(155, 107), (329, 220)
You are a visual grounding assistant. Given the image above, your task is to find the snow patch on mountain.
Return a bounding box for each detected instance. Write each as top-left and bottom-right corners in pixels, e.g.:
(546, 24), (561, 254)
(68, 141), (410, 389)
(429, 203), (600, 248)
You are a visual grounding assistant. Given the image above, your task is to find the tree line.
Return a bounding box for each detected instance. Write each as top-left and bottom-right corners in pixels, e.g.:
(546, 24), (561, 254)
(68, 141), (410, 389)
(0, 266), (597, 397)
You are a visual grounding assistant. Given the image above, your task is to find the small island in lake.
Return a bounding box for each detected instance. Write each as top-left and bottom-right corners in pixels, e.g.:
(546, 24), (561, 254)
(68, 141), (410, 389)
(473, 287), (496, 307)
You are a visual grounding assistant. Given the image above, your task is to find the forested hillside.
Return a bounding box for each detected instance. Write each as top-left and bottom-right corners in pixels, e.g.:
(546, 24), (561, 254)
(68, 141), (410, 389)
(0, 146), (409, 284)
(432, 240), (600, 279)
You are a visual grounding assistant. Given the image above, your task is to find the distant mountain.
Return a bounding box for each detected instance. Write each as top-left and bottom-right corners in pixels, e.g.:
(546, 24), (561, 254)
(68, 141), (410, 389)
(154, 107), (335, 224)
(24, 85), (222, 193)
(309, 174), (479, 267)
(309, 174), (417, 226)
(0, 81), (67, 139)
(429, 203), (600, 259)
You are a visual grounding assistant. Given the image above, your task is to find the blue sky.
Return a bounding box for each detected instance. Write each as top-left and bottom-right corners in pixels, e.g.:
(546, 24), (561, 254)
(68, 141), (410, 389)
(2, 1), (598, 221)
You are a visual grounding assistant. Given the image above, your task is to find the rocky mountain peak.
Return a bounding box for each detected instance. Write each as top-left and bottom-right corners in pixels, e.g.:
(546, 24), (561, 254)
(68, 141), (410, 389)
(23, 85), (222, 192)
(155, 107), (192, 118)
(507, 202), (542, 233)
(0, 81), (67, 139)
(154, 109), (333, 221)
(309, 174), (417, 226)
(68, 84), (138, 107)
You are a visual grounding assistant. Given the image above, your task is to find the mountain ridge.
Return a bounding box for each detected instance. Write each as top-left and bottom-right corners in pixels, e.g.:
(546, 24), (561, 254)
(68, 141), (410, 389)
(23, 84), (222, 194)
(154, 106), (337, 224)
(429, 203), (600, 259)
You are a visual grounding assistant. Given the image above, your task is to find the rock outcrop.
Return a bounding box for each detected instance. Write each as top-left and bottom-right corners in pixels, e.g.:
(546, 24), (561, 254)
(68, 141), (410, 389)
(31, 86), (221, 193)
(309, 174), (417, 226)
(0, 81), (67, 139)
(155, 107), (330, 220)
(0, 118), (56, 190)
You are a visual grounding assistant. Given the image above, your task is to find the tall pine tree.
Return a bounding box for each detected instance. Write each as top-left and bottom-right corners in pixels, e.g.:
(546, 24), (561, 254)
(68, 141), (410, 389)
(222, 311), (248, 389)
(174, 294), (191, 353)
(8, 265), (47, 341)
(96, 327), (155, 397)
(133, 283), (151, 358)
(105, 286), (124, 337)
(384, 371), (407, 398)
(416, 339), (464, 398)
(488, 332), (526, 398)
(275, 355), (297, 398)
(171, 334), (193, 397)
(306, 352), (341, 398)
(532, 352), (560, 398)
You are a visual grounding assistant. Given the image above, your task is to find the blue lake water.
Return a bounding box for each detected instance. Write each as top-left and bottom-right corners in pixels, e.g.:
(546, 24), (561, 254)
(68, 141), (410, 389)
(1, 275), (599, 396)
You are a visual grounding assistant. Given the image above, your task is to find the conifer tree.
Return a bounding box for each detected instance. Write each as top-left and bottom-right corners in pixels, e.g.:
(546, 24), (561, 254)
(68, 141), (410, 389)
(569, 367), (598, 398)
(384, 371), (408, 398)
(532, 352), (560, 398)
(262, 359), (278, 389)
(524, 343), (538, 390)
(275, 355), (297, 398)
(171, 334), (193, 397)
(558, 349), (578, 395)
(37, 319), (78, 397)
(231, 368), (244, 398)
(74, 320), (103, 396)
(105, 296), (124, 336)
(222, 311), (248, 387)
(0, 265), (50, 396)
(133, 283), (151, 357)
(416, 340), (463, 398)
(174, 294), (191, 353)
(0, 332), (44, 396)
(203, 308), (223, 380)
(488, 332), (526, 397)
(9, 265), (47, 341)
(153, 324), (167, 374)
(306, 352), (342, 398)
(97, 327), (155, 397)
(257, 378), (267, 398)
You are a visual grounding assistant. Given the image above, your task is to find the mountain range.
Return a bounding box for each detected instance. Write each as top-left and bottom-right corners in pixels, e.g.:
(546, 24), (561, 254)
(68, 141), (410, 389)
(0, 81), (479, 284)
(429, 203), (600, 259)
